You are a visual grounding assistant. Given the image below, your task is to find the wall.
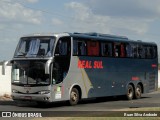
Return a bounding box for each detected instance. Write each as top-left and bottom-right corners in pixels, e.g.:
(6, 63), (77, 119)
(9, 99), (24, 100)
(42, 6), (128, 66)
(0, 66), (11, 96)
(0, 65), (160, 96)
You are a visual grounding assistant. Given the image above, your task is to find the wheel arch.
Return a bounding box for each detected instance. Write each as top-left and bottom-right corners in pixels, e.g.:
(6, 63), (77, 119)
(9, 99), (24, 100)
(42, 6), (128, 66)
(137, 82), (144, 93)
(127, 82), (135, 91)
(69, 84), (82, 100)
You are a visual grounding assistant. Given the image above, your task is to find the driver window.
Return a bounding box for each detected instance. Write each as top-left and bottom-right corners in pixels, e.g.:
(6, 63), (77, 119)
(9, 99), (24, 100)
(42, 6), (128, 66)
(55, 38), (70, 56)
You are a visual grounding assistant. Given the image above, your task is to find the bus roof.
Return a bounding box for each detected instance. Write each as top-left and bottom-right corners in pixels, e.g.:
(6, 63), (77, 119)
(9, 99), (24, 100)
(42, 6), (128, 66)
(70, 32), (128, 41)
(21, 33), (70, 38)
(70, 32), (157, 46)
(21, 32), (157, 46)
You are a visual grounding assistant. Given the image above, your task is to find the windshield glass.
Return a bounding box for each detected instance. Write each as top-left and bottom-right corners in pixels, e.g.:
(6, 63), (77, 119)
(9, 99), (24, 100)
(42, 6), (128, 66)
(14, 37), (55, 58)
(11, 60), (50, 86)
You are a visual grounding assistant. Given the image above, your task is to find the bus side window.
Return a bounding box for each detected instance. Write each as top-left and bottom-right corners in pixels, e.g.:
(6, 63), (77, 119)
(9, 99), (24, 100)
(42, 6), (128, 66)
(101, 42), (112, 57)
(114, 43), (120, 57)
(114, 43), (126, 58)
(87, 41), (99, 56)
(120, 43), (126, 57)
(131, 44), (138, 58)
(79, 41), (86, 55)
(73, 40), (78, 55)
(144, 46), (157, 59)
(152, 46), (157, 58)
(144, 46), (147, 58)
(144, 46), (152, 59)
(73, 40), (86, 56)
(126, 44), (133, 58)
(137, 45), (145, 59)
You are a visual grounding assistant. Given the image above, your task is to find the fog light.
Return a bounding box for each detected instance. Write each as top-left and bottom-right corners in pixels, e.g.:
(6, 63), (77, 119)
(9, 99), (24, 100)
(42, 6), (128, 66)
(38, 90), (50, 94)
(43, 97), (50, 101)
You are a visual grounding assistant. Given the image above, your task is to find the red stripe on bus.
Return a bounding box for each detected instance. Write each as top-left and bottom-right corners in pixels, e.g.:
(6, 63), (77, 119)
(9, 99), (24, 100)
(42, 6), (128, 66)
(132, 77), (139, 81)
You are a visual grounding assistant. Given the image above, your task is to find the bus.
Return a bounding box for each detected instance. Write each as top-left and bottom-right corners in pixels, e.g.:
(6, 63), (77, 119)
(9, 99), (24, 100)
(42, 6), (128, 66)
(11, 32), (158, 105)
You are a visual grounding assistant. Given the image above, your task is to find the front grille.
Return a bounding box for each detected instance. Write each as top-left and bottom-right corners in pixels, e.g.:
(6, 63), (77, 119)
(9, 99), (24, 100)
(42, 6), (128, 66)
(14, 91), (39, 94)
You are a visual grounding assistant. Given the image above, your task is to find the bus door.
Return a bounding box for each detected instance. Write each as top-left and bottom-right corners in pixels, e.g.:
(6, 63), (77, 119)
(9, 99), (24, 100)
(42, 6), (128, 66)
(51, 37), (71, 100)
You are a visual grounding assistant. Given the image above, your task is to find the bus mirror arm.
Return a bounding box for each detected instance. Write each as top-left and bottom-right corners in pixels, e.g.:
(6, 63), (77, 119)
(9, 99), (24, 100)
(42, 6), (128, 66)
(45, 59), (52, 74)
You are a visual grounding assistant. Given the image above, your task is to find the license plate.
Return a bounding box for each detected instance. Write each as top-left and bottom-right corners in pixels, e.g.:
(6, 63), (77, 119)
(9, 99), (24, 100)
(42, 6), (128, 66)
(24, 96), (32, 100)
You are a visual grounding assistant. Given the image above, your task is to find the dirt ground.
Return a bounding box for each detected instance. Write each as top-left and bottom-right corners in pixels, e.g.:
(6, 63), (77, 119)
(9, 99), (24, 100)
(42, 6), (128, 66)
(0, 94), (12, 101)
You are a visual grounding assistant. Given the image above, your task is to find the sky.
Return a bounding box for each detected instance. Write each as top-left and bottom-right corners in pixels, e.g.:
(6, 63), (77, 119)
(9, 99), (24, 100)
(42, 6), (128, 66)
(0, 0), (160, 61)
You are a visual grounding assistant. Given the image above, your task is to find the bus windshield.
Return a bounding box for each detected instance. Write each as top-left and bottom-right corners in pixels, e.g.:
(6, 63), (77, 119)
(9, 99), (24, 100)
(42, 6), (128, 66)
(14, 37), (55, 58)
(12, 60), (50, 85)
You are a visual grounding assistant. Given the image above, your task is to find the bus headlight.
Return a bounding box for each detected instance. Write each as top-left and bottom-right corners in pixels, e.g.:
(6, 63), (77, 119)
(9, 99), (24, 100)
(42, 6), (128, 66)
(38, 90), (50, 94)
(12, 89), (19, 93)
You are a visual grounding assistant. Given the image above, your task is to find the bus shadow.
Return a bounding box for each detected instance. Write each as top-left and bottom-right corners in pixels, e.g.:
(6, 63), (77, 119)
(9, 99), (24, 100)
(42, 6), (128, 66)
(0, 96), (150, 108)
(78, 96), (150, 105)
(0, 100), (69, 108)
(34, 101), (70, 108)
(28, 96), (151, 108)
(0, 100), (15, 106)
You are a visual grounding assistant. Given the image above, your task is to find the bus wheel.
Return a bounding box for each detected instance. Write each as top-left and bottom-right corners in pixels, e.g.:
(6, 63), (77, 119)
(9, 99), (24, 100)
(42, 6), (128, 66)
(134, 84), (142, 99)
(126, 85), (134, 100)
(69, 88), (79, 106)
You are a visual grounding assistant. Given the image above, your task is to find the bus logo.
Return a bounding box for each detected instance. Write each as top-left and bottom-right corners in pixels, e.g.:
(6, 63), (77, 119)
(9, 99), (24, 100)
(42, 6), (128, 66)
(78, 60), (103, 69)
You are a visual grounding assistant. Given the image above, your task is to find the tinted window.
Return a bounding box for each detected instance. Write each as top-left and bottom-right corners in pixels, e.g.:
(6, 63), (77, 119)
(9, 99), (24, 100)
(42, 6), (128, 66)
(73, 39), (87, 56)
(55, 37), (71, 56)
(101, 42), (113, 57)
(87, 41), (99, 56)
(125, 43), (157, 59)
(137, 45), (145, 58)
(144, 45), (157, 59)
(114, 43), (126, 58)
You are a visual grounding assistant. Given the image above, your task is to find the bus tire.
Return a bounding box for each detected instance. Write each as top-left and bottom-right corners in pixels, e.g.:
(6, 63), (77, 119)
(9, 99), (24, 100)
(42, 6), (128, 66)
(126, 85), (134, 100)
(69, 88), (79, 106)
(134, 84), (142, 99)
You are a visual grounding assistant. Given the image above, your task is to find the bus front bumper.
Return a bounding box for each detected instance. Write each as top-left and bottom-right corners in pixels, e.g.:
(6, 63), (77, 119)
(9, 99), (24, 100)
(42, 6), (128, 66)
(11, 93), (52, 102)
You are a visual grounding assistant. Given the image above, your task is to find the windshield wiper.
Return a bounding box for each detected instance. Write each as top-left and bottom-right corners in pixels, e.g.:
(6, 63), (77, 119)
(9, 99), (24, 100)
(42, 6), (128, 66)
(22, 52), (45, 58)
(37, 55), (45, 58)
(30, 54), (37, 55)
(25, 53), (45, 58)
(17, 52), (27, 56)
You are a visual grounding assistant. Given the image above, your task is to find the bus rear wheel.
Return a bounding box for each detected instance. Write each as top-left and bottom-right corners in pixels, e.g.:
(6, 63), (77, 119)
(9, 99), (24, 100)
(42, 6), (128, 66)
(69, 88), (79, 106)
(126, 85), (134, 100)
(134, 84), (142, 99)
